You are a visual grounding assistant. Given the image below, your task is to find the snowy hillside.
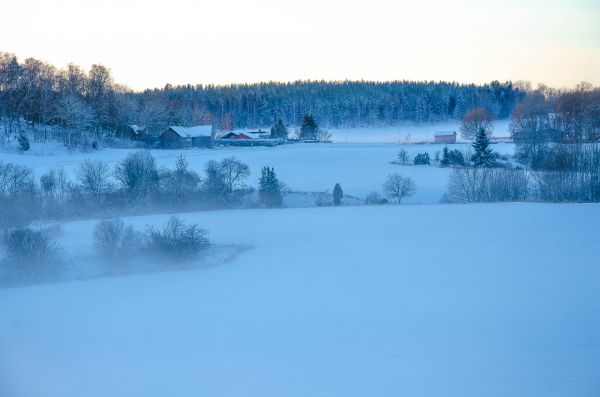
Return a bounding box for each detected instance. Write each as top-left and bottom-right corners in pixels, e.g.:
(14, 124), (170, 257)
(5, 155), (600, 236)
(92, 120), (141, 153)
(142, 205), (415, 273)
(1, 203), (599, 397)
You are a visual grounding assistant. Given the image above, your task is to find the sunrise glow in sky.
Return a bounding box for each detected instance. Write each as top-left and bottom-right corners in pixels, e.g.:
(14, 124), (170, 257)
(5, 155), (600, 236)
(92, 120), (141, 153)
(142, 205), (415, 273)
(3, 0), (599, 90)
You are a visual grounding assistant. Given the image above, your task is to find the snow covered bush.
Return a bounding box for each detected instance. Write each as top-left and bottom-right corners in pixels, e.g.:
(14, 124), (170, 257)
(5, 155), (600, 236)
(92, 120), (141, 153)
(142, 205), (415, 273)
(203, 157), (250, 204)
(77, 159), (111, 203)
(365, 191), (387, 205)
(145, 216), (210, 260)
(160, 155), (201, 205)
(534, 171), (599, 202)
(114, 151), (160, 203)
(413, 152), (430, 165)
(94, 219), (139, 261)
(0, 161), (39, 229)
(1, 227), (61, 283)
(443, 168), (530, 203)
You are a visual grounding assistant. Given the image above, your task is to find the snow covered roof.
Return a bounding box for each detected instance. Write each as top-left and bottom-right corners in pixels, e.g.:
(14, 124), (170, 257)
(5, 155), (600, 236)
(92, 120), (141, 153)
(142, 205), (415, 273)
(129, 125), (145, 134)
(168, 125), (213, 138)
(434, 131), (456, 137)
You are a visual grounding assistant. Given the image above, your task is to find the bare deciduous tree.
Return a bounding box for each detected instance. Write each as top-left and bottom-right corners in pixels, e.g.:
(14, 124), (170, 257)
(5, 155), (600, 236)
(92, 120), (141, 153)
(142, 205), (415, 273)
(220, 157), (250, 192)
(77, 160), (110, 202)
(383, 173), (416, 204)
(460, 107), (494, 140)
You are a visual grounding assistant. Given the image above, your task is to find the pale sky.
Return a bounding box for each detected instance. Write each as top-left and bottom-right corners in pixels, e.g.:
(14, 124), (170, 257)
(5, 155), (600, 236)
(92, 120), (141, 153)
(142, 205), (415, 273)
(2, 0), (599, 90)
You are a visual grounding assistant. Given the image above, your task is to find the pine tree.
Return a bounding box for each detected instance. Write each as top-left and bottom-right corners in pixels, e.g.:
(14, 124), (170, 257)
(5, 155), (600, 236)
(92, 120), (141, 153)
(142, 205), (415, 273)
(471, 128), (494, 167)
(300, 114), (319, 139)
(333, 183), (343, 206)
(17, 133), (30, 151)
(440, 147), (450, 167)
(258, 166), (283, 207)
(270, 118), (288, 139)
(414, 152), (431, 165)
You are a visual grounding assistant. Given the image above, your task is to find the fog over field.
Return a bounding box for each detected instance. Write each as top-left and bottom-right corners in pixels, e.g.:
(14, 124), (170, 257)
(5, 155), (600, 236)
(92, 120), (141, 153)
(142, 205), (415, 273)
(2, 203), (600, 397)
(2, 0), (600, 395)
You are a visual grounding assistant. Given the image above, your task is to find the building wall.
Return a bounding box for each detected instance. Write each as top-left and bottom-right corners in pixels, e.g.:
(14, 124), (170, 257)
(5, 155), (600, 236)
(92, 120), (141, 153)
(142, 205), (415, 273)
(160, 129), (189, 148)
(434, 135), (456, 144)
(191, 136), (213, 148)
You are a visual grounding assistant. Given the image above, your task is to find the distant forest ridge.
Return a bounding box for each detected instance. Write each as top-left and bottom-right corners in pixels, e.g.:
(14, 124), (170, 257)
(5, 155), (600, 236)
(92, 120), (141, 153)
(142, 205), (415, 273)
(0, 52), (594, 136)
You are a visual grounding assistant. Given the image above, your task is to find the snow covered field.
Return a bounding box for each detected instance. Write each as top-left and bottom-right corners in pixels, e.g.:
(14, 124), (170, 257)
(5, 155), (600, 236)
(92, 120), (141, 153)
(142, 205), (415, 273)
(1, 203), (599, 397)
(0, 141), (515, 203)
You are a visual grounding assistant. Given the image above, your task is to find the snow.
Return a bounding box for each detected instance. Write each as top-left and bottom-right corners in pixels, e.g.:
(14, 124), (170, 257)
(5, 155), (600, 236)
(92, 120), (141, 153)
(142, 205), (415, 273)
(0, 142), (515, 203)
(168, 125), (213, 138)
(1, 203), (599, 397)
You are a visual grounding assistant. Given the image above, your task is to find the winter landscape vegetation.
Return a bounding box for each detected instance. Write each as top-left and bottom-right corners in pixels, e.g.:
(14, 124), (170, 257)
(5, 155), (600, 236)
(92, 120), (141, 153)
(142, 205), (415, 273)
(1, 0), (600, 396)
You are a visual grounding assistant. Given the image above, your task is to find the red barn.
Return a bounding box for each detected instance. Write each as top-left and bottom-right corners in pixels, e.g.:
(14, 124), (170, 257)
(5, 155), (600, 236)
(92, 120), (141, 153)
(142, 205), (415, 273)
(434, 131), (457, 144)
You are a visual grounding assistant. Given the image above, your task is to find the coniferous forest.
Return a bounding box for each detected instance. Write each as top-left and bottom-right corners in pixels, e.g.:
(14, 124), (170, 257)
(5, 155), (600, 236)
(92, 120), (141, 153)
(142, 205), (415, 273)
(1, 52), (524, 137)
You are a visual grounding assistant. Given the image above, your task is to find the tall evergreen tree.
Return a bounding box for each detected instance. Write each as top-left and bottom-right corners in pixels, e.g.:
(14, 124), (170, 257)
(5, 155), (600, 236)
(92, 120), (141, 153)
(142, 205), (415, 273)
(332, 183), (343, 206)
(471, 128), (495, 167)
(440, 147), (450, 167)
(258, 166), (283, 207)
(270, 118), (288, 139)
(299, 114), (319, 139)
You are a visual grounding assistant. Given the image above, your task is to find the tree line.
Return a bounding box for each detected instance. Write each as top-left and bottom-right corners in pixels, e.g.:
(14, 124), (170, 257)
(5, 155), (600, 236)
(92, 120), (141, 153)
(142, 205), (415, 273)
(1, 52), (526, 144)
(0, 152), (287, 230)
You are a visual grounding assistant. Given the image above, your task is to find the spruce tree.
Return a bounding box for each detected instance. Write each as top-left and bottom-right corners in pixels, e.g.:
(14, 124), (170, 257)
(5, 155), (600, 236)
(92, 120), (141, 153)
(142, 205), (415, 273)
(18, 133), (30, 152)
(332, 183), (343, 206)
(259, 166), (283, 207)
(471, 128), (494, 167)
(300, 114), (319, 139)
(270, 118), (288, 139)
(440, 147), (450, 167)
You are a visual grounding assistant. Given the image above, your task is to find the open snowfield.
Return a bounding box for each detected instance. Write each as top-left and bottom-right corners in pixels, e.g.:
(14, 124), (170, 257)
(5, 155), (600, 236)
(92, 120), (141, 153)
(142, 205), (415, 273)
(0, 141), (515, 203)
(1, 203), (599, 397)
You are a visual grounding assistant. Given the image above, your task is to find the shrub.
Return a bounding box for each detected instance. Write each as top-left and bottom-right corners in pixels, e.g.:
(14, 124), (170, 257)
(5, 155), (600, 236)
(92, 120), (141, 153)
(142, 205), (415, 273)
(77, 159), (111, 202)
(94, 219), (139, 260)
(0, 162), (38, 229)
(114, 151), (159, 202)
(160, 155), (201, 205)
(534, 171), (598, 202)
(146, 216), (210, 260)
(2, 227), (61, 282)
(365, 191), (387, 205)
(443, 168), (530, 203)
(413, 152), (431, 165)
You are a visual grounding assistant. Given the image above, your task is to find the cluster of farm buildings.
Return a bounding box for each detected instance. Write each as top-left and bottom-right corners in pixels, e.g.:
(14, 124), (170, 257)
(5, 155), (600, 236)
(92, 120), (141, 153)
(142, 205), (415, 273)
(124, 124), (462, 148)
(125, 125), (283, 148)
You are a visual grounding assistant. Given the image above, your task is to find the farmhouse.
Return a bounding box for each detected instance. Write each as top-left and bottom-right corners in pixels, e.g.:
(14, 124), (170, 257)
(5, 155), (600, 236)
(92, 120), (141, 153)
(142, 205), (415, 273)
(159, 125), (213, 148)
(434, 131), (457, 144)
(218, 131), (263, 140)
(219, 132), (239, 139)
(233, 132), (256, 140)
